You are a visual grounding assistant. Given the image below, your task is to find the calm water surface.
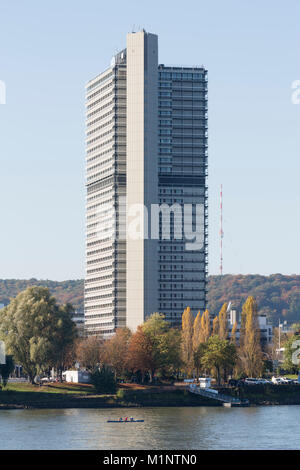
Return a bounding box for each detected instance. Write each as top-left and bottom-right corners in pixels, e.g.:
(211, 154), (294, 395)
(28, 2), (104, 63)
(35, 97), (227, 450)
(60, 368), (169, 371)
(0, 406), (299, 450)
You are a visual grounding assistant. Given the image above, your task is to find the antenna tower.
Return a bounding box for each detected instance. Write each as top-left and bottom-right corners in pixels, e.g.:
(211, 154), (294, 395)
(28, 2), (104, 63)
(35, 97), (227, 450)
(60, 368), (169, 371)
(220, 184), (224, 275)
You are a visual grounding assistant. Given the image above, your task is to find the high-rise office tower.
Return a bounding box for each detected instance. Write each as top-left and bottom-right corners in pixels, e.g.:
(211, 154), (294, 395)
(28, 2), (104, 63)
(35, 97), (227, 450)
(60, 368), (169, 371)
(85, 30), (208, 336)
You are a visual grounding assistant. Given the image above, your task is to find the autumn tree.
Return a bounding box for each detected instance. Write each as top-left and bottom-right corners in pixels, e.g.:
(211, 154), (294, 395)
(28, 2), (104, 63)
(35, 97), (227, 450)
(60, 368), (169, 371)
(193, 310), (211, 379)
(126, 326), (156, 382)
(193, 311), (202, 351)
(201, 309), (211, 343)
(103, 328), (132, 378)
(212, 316), (219, 336)
(238, 296), (263, 377)
(76, 336), (104, 371)
(181, 307), (194, 375)
(218, 302), (228, 340)
(231, 321), (238, 345)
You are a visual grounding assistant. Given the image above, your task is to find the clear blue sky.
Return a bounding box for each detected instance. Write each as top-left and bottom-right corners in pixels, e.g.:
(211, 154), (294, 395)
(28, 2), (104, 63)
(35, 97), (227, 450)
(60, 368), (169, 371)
(0, 0), (299, 280)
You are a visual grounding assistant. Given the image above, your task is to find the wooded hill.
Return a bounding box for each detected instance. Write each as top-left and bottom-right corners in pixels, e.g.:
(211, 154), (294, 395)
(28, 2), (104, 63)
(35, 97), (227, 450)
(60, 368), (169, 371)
(207, 274), (300, 324)
(0, 279), (84, 311)
(0, 274), (299, 325)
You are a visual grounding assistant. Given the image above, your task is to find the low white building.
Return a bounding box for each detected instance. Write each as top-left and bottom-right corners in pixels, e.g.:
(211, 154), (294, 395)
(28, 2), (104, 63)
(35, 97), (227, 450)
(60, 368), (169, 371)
(62, 370), (91, 384)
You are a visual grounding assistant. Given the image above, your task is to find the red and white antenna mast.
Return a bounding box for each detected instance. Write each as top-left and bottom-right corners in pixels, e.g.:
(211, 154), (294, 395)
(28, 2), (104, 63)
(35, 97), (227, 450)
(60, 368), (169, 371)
(220, 184), (224, 275)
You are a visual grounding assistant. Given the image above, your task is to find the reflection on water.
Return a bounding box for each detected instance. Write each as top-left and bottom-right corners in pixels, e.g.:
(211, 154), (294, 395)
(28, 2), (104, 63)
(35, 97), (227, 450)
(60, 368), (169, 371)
(0, 406), (299, 450)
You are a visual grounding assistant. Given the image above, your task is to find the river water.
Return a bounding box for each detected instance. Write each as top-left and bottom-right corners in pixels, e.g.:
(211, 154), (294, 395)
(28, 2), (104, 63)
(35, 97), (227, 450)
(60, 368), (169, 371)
(0, 406), (298, 450)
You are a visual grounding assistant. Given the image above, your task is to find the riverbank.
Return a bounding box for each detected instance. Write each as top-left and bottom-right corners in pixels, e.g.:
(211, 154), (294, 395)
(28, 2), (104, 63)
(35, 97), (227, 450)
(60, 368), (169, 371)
(218, 384), (300, 406)
(1, 383), (300, 409)
(0, 384), (219, 409)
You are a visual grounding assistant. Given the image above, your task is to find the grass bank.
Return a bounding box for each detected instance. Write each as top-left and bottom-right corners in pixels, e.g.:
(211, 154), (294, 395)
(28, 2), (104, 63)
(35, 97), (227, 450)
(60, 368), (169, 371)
(0, 383), (219, 409)
(1, 383), (300, 409)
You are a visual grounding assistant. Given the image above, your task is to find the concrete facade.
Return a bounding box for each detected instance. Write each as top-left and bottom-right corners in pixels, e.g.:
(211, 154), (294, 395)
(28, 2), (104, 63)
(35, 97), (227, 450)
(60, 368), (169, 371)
(85, 31), (208, 336)
(126, 31), (159, 331)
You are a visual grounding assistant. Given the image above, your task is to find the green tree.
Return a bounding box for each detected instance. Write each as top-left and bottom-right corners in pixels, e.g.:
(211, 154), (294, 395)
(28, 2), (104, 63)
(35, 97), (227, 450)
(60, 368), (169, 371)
(138, 313), (182, 380)
(142, 313), (169, 380)
(194, 342), (207, 380)
(50, 302), (77, 379)
(283, 333), (300, 373)
(201, 335), (237, 385)
(291, 324), (300, 334)
(0, 286), (76, 383)
(142, 312), (169, 338)
(157, 328), (182, 377)
(91, 365), (117, 394)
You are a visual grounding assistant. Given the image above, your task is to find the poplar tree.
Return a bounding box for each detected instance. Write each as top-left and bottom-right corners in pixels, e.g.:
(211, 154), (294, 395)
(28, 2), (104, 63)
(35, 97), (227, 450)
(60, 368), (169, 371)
(212, 316), (219, 336)
(218, 302), (228, 340)
(201, 309), (211, 343)
(231, 321), (238, 345)
(238, 296), (263, 377)
(181, 307), (194, 375)
(193, 311), (202, 351)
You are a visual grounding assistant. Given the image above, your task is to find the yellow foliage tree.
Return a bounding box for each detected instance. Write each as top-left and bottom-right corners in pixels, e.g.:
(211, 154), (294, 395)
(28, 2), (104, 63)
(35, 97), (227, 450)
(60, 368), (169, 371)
(238, 296), (263, 377)
(193, 311), (202, 351)
(201, 309), (211, 342)
(212, 316), (219, 336)
(181, 307), (194, 375)
(218, 302), (228, 340)
(231, 321), (238, 345)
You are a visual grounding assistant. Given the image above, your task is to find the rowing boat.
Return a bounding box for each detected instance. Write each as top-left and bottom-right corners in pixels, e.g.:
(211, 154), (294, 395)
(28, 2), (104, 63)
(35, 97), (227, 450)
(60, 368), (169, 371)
(107, 419), (144, 423)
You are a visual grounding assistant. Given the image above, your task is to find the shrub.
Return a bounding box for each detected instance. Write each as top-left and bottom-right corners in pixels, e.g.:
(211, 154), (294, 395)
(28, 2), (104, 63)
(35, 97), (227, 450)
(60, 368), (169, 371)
(116, 389), (125, 400)
(91, 366), (117, 394)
